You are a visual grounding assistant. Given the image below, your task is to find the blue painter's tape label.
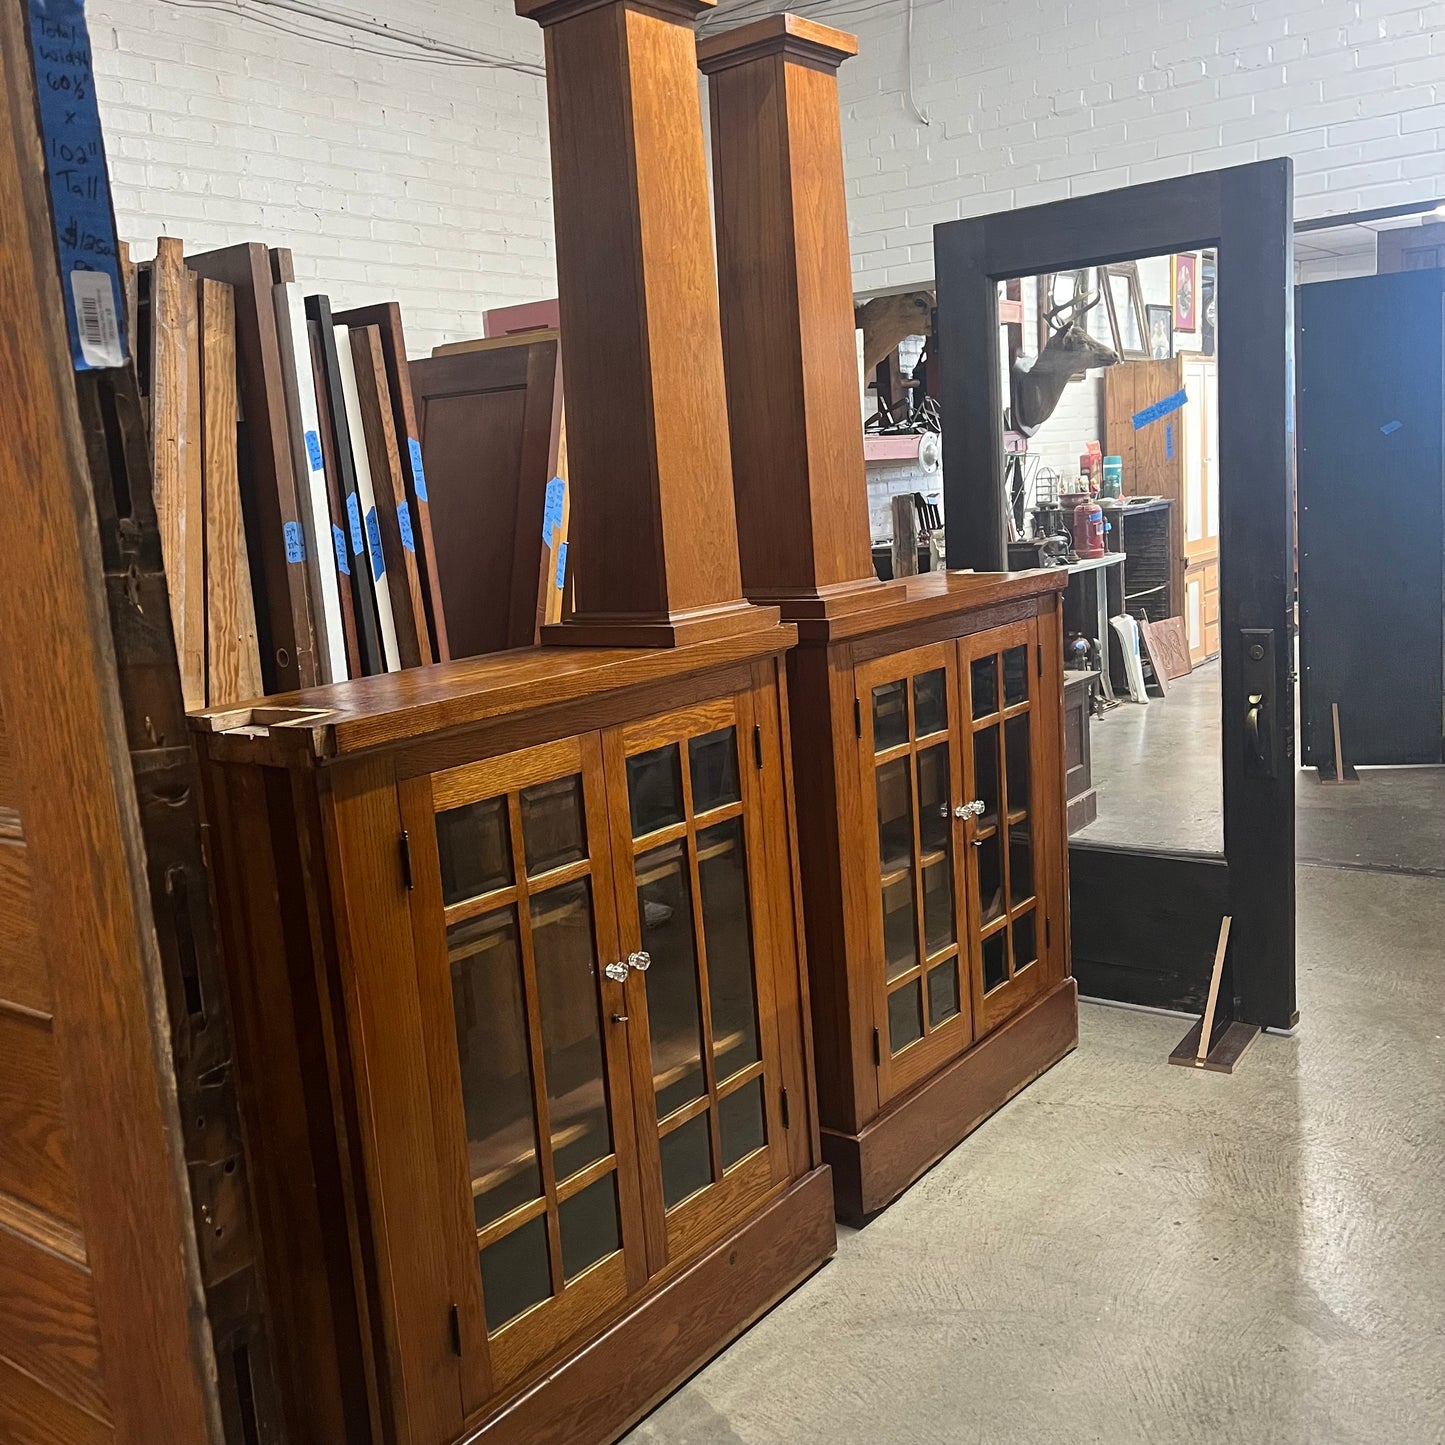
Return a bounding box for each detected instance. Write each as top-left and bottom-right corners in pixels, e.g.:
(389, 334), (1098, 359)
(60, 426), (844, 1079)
(346, 493), (364, 555)
(30, 0), (127, 370)
(304, 428), (323, 471)
(1165, 422), (1174, 461)
(542, 476), (565, 543)
(555, 540), (568, 591)
(1132, 388), (1188, 430)
(332, 523), (351, 577)
(1380, 419), (1403, 435)
(365, 507), (384, 582)
(408, 438), (428, 501)
(397, 500), (415, 552)
(284, 520), (305, 564)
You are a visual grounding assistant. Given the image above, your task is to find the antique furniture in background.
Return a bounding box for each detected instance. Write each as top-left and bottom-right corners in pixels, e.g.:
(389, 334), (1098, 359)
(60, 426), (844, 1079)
(701, 15), (1077, 1223)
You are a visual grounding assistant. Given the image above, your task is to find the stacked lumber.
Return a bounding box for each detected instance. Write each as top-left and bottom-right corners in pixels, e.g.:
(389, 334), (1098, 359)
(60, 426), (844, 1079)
(123, 236), (451, 708)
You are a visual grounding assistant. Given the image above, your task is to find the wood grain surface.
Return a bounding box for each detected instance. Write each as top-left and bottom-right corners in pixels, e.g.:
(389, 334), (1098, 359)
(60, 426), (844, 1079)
(0, 1353), (112, 1445)
(348, 325), (431, 667)
(0, 831), (50, 1016)
(0, 1011), (79, 1223)
(0, 5), (223, 1437)
(199, 277), (263, 707)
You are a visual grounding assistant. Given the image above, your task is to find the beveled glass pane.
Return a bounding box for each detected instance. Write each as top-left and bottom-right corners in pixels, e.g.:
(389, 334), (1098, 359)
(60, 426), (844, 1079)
(520, 774), (587, 877)
(636, 841), (705, 1118)
(876, 755), (918, 978)
(697, 818), (760, 1082)
(974, 725), (1001, 828)
(1013, 910), (1038, 972)
(976, 830), (1003, 925)
(1003, 645), (1030, 706)
(916, 745), (950, 858)
(1010, 831), (1034, 907)
(888, 977), (923, 1053)
(559, 1173), (620, 1282)
(480, 1214), (551, 1333)
(627, 744), (684, 838)
(927, 960), (961, 1026)
(872, 679), (909, 752)
(437, 796), (512, 906)
(531, 879), (611, 1184)
(660, 1113), (712, 1209)
(970, 655), (998, 719)
(922, 858), (955, 955)
(982, 929), (1008, 992)
(913, 668), (948, 737)
(448, 908), (541, 1230)
(719, 1078), (766, 1171)
(689, 728), (740, 814)
(1006, 714), (1032, 817)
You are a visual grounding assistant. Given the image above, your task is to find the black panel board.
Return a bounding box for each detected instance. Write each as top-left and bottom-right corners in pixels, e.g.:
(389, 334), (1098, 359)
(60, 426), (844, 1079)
(1069, 844), (1231, 1015)
(1297, 270), (1445, 767)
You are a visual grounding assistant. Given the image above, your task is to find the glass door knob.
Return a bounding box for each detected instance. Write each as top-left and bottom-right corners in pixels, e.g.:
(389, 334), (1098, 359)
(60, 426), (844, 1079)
(604, 960), (630, 982)
(955, 800), (986, 819)
(628, 950), (651, 972)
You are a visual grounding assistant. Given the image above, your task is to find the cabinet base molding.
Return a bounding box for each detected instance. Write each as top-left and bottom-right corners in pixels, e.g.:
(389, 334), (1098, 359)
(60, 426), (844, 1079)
(822, 979), (1078, 1224)
(461, 1167), (837, 1445)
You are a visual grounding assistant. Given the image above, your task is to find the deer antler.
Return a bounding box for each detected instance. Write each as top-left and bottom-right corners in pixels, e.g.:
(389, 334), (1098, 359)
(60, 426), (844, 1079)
(1044, 288), (1101, 333)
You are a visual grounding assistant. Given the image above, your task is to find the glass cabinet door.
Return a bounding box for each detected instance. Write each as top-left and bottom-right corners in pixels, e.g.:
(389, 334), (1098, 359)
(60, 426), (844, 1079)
(605, 694), (790, 1274)
(403, 734), (645, 1403)
(857, 643), (974, 1104)
(960, 620), (1053, 1037)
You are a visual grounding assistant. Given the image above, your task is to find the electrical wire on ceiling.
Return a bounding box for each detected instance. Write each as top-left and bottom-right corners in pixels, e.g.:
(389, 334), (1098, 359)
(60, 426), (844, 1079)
(156, 0), (546, 75)
(697, 0), (936, 125)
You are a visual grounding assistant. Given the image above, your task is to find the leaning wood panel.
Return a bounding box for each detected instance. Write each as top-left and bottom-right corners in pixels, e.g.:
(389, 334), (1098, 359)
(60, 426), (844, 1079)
(333, 300), (451, 661)
(0, 1220), (107, 1419)
(188, 241), (318, 692)
(0, 3), (223, 1436)
(0, 1011), (79, 1222)
(0, 1353), (112, 1445)
(349, 325), (431, 668)
(0, 833), (51, 1016)
(148, 237), (204, 709)
(199, 277), (264, 707)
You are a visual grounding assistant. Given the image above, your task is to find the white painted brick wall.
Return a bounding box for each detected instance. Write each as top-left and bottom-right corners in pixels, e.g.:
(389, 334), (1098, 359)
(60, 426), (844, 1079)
(740, 0), (1445, 294)
(90, 0), (555, 355)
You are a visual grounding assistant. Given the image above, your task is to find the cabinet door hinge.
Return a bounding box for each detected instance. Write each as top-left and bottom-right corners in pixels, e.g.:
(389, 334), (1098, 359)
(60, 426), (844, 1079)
(1036, 642), (1044, 677)
(753, 723), (764, 770)
(399, 830), (414, 891)
(872, 1028), (881, 1066)
(780, 1086), (790, 1130)
(1045, 917), (1052, 949)
(854, 697), (863, 738)
(448, 1303), (462, 1357)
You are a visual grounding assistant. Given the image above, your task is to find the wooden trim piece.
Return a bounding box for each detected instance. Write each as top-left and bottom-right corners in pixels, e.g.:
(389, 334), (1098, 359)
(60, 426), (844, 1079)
(823, 977), (1076, 1223)
(0, 6), (222, 1438)
(0, 834), (50, 1016)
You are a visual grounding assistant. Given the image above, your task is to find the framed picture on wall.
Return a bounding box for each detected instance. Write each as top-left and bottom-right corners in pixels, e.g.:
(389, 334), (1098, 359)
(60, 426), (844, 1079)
(1146, 304), (1173, 359)
(1173, 251), (1198, 331)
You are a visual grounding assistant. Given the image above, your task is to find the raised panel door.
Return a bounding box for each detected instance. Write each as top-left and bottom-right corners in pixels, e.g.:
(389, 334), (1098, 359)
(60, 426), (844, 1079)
(959, 620), (1054, 1037)
(855, 643), (974, 1105)
(402, 733), (646, 1408)
(603, 692), (792, 1276)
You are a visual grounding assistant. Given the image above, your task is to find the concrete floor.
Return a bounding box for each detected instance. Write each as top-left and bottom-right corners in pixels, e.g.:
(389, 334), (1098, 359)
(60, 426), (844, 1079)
(1075, 658), (1224, 854)
(623, 779), (1445, 1443)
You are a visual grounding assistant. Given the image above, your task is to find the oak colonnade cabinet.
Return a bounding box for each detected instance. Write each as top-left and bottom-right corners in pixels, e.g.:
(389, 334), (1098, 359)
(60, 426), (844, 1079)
(192, 1), (835, 1442)
(700, 15), (1078, 1223)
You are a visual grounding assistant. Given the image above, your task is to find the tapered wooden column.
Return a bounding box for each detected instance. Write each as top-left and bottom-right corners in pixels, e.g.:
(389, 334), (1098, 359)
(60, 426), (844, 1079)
(700, 15), (882, 617)
(519, 0), (774, 647)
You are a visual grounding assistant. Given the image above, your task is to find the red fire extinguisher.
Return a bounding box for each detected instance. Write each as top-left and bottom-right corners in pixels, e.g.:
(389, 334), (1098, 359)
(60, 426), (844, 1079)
(1073, 496), (1106, 559)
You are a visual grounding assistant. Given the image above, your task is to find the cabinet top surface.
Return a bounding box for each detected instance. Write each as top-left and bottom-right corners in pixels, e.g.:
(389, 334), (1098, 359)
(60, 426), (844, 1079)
(190, 626), (796, 764)
(789, 568), (1067, 643)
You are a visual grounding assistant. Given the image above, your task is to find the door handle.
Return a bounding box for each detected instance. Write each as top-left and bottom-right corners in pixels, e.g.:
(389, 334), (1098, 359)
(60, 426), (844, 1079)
(605, 950), (652, 984)
(1240, 628), (1277, 779)
(1246, 693), (1266, 765)
(954, 800), (986, 819)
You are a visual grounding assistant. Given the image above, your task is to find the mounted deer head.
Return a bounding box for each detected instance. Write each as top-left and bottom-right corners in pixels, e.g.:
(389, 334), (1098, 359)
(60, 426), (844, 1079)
(855, 290), (935, 373)
(1010, 290), (1118, 434)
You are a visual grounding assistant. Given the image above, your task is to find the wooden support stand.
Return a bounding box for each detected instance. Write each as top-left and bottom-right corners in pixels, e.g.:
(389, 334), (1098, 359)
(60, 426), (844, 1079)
(1168, 916), (1260, 1073)
(1316, 700), (1359, 784)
